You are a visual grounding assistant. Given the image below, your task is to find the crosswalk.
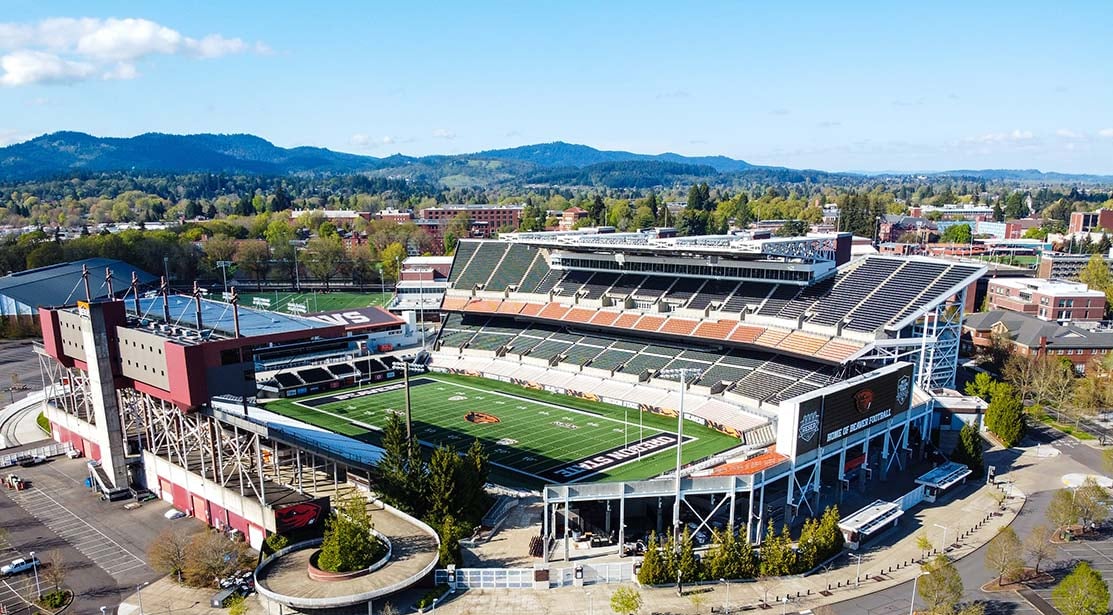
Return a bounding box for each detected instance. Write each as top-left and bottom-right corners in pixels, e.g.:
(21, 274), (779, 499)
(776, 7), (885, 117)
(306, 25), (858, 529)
(6, 483), (148, 581)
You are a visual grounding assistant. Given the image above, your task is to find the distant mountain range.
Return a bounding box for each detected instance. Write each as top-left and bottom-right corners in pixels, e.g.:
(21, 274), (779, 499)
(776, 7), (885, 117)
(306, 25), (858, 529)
(1, 131), (1109, 186)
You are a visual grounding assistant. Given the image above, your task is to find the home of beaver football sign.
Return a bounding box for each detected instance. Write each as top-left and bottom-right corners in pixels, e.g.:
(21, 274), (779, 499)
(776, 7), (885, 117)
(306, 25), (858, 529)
(792, 363), (914, 456)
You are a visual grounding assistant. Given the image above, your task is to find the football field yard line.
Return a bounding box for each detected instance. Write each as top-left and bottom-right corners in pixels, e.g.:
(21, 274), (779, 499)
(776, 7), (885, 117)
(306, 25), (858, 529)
(289, 375), (685, 479)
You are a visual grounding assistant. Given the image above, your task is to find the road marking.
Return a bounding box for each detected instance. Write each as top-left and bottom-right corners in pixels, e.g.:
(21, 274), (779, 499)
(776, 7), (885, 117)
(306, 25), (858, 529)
(6, 485), (148, 582)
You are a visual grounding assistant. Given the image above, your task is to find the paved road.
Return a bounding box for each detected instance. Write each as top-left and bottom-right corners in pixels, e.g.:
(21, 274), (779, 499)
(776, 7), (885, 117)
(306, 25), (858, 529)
(833, 416), (1108, 615)
(1, 456), (206, 613)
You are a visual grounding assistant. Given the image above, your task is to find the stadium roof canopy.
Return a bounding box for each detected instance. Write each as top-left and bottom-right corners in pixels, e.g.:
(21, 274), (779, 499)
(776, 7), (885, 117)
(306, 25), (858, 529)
(132, 295), (334, 339)
(0, 258), (157, 316)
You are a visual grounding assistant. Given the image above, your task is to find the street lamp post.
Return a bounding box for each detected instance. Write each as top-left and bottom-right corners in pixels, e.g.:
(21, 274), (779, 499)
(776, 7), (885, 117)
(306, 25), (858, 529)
(29, 551), (40, 599)
(850, 553), (863, 588)
(909, 571), (927, 615)
(933, 523), (948, 551)
(431, 597), (438, 614)
(289, 240), (301, 291)
(720, 578), (731, 614)
(136, 581), (149, 614)
(658, 367), (702, 543)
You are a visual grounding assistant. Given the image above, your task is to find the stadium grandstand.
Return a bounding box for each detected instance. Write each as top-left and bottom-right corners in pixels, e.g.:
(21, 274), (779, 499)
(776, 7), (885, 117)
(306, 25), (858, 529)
(433, 230), (985, 551)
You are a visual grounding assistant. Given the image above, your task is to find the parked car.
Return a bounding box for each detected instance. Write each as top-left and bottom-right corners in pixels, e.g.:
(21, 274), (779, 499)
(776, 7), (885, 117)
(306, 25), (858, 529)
(163, 509), (187, 520)
(17, 455), (44, 467)
(1, 556), (40, 577)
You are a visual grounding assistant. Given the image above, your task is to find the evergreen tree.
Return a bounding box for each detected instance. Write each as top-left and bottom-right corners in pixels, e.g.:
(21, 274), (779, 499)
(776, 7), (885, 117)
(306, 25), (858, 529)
(459, 439), (490, 522)
(796, 517), (820, 572)
(637, 531), (666, 585)
(437, 515), (462, 567)
(992, 201), (1005, 222)
(318, 496), (384, 573)
(427, 445), (462, 522)
(950, 423), (984, 477)
(758, 521), (795, 577)
(377, 413), (410, 508)
(589, 195), (606, 225)
(676, 527), (702, 582)
(986, 386), (1026, 446)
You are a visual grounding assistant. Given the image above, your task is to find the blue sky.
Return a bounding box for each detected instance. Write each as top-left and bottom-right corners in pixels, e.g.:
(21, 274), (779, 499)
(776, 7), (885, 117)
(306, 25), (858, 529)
(2, 1), (1112, 173)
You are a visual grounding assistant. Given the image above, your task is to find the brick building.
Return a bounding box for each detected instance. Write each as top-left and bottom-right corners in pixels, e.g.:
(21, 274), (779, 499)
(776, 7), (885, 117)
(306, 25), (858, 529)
(985, 278), (1106, 323)
(963, 310), (1113, 372)
(1069, 209), (1113, 234)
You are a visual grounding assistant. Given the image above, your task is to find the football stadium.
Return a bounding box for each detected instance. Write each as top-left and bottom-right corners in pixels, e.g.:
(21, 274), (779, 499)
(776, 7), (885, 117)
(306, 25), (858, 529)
(31, 229), (985, 607)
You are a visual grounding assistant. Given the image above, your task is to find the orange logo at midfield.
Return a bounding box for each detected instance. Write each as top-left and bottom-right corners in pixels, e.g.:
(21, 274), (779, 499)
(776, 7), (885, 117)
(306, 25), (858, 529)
(465, 411), (500, 424)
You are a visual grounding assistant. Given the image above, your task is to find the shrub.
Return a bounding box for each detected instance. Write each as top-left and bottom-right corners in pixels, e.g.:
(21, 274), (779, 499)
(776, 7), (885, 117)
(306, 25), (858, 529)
(263, 532), (289, 555)
(318, 496), (386, 573)
(39, 589), (67, 609)
(415, 585), (449, 610)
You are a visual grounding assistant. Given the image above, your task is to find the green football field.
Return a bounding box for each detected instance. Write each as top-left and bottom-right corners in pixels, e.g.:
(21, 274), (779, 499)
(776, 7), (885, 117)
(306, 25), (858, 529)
(237, 291), (392, 313)
(264, 373), (740, 488)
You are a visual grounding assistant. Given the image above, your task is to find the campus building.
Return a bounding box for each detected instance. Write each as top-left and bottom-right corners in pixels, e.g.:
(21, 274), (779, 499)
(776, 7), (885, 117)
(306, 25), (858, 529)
(963, 309), (1113, 371)
(985, 278), (1106, 323)
(1069, 209), (1113, 234)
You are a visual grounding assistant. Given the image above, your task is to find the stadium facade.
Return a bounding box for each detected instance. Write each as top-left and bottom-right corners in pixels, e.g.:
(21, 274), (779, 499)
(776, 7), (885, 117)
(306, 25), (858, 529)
(433, 230), (984, 552)
(29, 230), (986, 577)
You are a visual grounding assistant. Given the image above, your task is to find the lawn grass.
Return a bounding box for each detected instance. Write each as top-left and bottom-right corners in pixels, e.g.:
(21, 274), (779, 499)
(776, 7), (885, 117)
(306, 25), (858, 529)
(264, 373), (740, 488)
(1035, 412), (1097, 440)
(237, 291), (392, 313)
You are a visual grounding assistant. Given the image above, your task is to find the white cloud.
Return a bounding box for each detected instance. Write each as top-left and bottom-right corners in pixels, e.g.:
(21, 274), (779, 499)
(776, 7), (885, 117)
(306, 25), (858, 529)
(974, 129), (1034, 144)
(432, 128), (456, 139)
(0, 130), (34, 146)
(0, 17), (265, 86)
(1056, 129), (1080, 138)
(1099, 128), (1113, 138)
(0, 50), (94, 86)
(349, 134), (399, 150)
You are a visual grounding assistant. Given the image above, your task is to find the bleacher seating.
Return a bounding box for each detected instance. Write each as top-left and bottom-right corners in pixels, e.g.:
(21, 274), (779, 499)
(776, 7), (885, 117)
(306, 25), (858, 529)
(532, 269), (562, 294)
(297, 367), (333, 384)
(274, 372), (302, 388)
(580, 272), (620, 299)
(732, 371), (796, 402)
(554, 271), (595, 297)
(455, 242), (511, 289)
(327, 363), (356, 376)
(620, 352), (672, 376)
(885, 266), (979, 327)
(608, 275), (647, 297)
(469, 332), (513, 351)
(696, 364), (750, 386)
(687, 280), (739, 310)
(486, 244), (538, 291)
(803, 259), (904, 326)
(517, 249), (552, 292)
(447, 241), (480, 285)
(722, 282), (776, 312)
(562, 344), (605, 366)
(842, 260), (944, 331)
(756, 284), (801, 316)
(633, 275), (674, 300)
(529, 340), (571, 361)
(589, 349), (634, 371)
(663, 278), (704, 304)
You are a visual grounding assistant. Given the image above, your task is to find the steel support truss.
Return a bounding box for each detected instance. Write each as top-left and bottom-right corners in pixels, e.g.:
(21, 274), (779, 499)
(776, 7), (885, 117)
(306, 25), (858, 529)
(37, 350), (95, 424)
(857, 286), (967, 390)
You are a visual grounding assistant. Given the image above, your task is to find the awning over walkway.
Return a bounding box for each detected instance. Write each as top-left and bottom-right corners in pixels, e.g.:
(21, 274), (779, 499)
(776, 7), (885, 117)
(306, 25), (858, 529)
(838, 499), (904, 538)
(915, 461), (972, 491)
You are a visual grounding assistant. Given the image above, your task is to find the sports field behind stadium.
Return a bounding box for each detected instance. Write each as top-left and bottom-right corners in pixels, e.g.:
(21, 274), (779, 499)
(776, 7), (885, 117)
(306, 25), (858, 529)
(238, 291), (392, 313)
(264, 373), (740, 488)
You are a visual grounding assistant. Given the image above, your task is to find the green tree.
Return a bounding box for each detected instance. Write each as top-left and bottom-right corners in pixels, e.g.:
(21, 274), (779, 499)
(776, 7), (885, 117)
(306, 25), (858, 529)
(233, 239), (271, 291)
(916, 533), (934, 559)
(459, 439), (490, 522)
(436, 515), (462, 567)
(985, 385), (1026, 446)
(427, 445), (462, 522)
(774, 219), (809, 237)
(1052, 562), (1110, 615)
(983, 526), (1023, 585)
(377, 413), (412, 509)
(964, 372), (997, 401)
(610, 585), (643, 615)
(940, 223), (972, 244)
(705, 527), (757, 580)
(949, 423), (984, 477)
(304, 235), (348, 289)
(676, 527), (702, 583)
(1079, 253), (1113, 306)
(758, 521), (795, 577)
(443, 213), (471, 254)
(379, 242), (407, 282)
(918, 555), (963, 615)
(1075, 478), (1111, 532)
(1046, 488), (1079, 539)
(637, 531), (666, 585)
(318, 496), (384, 573)
(795, 516), (820, 572)
(1023, 525), (1055, 574)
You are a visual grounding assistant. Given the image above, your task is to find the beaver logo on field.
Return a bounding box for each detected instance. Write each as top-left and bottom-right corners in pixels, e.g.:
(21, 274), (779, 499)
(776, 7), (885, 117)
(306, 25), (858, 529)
(854, 389), (874, 413)
(465, 411), (500, 424)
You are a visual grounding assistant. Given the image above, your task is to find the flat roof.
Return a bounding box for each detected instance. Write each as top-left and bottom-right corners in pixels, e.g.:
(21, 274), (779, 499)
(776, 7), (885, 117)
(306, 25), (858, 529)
(989, 277), (1103, 297)
(916, 461), (972, 490)
(131, 295), (333, 339)
(838, 499), (904, 536)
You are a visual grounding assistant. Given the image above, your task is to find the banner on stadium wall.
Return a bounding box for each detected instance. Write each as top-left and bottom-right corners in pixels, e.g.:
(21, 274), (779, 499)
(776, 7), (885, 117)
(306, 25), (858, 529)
(794, 362), (915, 456)
(568, 390), (601, 403)
(274, 496), (331, 534)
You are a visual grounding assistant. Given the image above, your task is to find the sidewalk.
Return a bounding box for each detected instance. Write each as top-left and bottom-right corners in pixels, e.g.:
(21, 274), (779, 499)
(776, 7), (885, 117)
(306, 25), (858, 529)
(433, 478), (1025, 615)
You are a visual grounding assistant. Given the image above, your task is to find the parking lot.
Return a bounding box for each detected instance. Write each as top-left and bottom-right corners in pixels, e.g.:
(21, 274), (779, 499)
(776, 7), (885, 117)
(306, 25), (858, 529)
(0, 535), (39, 615)
(1024, 530), (1113, 608)
(1, 455), (205, 613)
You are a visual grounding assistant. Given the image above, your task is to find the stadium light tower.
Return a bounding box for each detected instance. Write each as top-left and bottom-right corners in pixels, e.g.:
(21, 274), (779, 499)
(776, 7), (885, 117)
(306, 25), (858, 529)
(391, 358), (427, 443)
(658, 367), (702, 543)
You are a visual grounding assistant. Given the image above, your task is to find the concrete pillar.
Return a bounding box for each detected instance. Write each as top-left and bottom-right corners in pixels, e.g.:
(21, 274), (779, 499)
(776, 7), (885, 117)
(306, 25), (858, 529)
(617, 490), (626, 557)
(81, 301), (129, 489)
